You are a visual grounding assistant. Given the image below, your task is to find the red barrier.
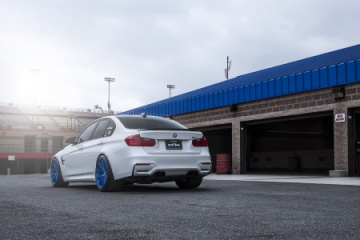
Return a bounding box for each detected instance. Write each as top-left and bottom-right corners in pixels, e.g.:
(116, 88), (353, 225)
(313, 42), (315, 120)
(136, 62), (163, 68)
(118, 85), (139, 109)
(216, 154), (231, 174)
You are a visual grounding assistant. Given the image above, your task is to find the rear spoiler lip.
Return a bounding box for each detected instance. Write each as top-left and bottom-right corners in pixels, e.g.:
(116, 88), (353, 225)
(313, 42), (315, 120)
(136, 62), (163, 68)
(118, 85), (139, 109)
(137, 129), (204, 140)
(137, 128), (199, 132)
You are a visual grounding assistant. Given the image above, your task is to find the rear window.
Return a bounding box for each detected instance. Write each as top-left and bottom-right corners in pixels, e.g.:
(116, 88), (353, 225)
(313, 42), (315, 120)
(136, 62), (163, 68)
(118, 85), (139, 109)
(117, 116), (187, 130)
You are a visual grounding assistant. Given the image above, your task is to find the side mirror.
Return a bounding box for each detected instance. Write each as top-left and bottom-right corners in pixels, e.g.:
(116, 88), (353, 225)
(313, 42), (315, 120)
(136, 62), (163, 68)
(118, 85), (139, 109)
(65, 136), (79, 145)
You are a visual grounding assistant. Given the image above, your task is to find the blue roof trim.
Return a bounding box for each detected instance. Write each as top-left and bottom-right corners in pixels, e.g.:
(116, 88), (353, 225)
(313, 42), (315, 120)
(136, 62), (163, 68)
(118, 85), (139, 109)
(121, 44), (360, 116)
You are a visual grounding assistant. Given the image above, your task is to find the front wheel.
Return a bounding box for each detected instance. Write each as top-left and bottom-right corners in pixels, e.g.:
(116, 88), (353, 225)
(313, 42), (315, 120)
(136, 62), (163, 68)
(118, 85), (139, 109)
(95, 155), (122, 192)
(175, 176), (203, 189)
(50, 158), (69, 187)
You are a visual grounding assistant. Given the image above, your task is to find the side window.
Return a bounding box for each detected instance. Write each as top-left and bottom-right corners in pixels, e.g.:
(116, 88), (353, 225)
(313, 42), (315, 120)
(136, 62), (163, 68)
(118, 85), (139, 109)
(92, 120), (110, 140)
(78, 122), (98, 142)
(104, 120), (116, 137)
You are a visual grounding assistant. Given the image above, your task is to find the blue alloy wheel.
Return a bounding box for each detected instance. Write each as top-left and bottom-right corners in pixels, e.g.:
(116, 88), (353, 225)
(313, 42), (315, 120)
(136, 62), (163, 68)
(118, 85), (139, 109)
(95, 156), (108, 190)
(95, 155), (118, 192)
(50, 158), (68, 187)
(51, 160), (59, 185)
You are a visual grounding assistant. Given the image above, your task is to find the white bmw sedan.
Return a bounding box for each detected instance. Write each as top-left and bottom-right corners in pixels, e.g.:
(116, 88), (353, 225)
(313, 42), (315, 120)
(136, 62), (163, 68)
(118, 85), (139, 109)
(50, 115), (211, 191)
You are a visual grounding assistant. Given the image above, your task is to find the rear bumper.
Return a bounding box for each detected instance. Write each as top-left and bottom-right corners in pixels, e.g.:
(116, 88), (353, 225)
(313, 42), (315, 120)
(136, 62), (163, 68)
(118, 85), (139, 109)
(132, 161), (211, 177)
(108, 147), (211, 181)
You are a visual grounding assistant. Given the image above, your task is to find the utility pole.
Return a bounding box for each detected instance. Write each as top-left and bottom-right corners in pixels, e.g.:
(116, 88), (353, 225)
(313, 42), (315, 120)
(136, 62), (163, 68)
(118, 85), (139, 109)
(224, 56), (231, 80)
(104, 77), (115, 113)
(167, 84), (175, 98)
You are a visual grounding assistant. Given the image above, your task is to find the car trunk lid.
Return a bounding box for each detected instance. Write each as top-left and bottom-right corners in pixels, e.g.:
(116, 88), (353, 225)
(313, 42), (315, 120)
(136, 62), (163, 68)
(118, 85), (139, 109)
(138, 130), (203, 154)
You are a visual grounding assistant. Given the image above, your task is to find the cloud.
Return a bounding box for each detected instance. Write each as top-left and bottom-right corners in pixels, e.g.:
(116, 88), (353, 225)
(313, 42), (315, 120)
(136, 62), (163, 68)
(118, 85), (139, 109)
(0, 0), (359, 112)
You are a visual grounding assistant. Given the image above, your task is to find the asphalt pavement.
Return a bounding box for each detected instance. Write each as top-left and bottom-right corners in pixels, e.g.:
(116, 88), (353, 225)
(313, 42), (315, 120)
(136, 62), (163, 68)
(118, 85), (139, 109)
(0, 174), (360, 240)
(205, 173), (360, 186)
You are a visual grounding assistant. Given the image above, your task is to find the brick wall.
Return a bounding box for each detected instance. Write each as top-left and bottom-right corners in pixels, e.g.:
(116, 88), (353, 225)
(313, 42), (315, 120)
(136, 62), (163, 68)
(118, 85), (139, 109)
(174, 85), (360, 126)
(173, 83), (360, 175)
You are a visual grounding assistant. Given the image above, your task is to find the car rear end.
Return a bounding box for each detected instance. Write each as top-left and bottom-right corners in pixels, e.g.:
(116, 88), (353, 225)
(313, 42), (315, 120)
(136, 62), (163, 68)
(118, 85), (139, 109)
(113, 115), (211, 184)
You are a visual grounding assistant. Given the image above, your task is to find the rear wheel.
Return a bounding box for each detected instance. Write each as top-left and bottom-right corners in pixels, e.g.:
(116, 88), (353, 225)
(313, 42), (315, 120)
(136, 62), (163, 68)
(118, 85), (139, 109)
(175, 176), (203, 189)
(50, 158), (69, 187)
(95, 155), (121, 192)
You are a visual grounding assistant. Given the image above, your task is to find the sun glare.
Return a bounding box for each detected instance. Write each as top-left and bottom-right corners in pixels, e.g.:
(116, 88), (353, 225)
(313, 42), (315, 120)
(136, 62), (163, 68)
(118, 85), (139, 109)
(13, 68), (58, 107)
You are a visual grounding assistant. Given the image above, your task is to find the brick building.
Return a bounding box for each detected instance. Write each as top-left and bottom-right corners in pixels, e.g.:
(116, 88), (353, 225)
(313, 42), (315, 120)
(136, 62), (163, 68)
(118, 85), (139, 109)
(122, 44), (360, 177)
(0, 105), (108, 174)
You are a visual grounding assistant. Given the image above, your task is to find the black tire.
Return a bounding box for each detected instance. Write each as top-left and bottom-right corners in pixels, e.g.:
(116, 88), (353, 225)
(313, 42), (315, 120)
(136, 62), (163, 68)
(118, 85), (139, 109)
(95, 155), (123, 192)
(50, 158), (69, 187)
(175, 176), (203, 189)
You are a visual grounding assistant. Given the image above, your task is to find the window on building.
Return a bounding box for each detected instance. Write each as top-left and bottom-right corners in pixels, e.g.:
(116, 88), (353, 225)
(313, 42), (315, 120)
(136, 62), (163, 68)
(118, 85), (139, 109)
(41, 137), (49, 153)
(24, 135), (36, 153)
(52, 136), (64, 153)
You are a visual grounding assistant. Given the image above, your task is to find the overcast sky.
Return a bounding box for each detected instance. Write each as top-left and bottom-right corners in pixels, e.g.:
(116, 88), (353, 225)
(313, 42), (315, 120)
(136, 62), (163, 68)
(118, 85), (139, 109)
(1, 0), (359, 112)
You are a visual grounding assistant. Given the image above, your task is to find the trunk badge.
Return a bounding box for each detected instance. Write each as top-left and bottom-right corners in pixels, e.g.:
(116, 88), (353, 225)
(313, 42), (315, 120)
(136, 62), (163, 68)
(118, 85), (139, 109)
(173, 133), (177, 138)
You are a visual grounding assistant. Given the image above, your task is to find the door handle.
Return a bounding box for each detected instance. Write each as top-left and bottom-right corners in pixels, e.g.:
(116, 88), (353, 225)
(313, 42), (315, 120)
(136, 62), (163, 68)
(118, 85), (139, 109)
(98, 142), (104, 146)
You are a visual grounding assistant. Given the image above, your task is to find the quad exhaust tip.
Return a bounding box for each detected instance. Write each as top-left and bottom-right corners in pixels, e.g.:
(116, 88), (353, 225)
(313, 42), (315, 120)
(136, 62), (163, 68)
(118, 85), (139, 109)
(152, 171), (166, 177)
(186, 171), (199, 176)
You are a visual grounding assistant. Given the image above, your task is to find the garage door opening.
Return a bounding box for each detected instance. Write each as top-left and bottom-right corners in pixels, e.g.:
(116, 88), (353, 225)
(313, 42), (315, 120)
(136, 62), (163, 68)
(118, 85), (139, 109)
(196, 125), (232, 173)
(349, 108), (360, 176)
(245, 114), (334, 175)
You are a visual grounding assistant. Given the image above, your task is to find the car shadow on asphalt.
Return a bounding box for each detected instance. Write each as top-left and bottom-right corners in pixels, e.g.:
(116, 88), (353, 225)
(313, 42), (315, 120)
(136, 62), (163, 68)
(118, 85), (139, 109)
(60, 183), (212, 193)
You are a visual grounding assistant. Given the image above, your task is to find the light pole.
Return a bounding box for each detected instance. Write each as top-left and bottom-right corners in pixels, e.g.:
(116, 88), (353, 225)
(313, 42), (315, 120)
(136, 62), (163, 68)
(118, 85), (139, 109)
(167, 84), (175, 98)
(104, 77), (115, 113)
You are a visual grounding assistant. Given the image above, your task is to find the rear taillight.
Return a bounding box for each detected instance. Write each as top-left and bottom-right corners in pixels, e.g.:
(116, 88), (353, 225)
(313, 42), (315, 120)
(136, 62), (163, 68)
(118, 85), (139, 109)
(125, 134), (156, 147)
(192, 135), (208, 147)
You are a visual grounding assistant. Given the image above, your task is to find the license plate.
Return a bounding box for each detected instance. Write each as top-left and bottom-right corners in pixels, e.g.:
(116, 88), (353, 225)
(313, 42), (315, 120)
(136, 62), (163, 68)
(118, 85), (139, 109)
(165, 140), (182, 150)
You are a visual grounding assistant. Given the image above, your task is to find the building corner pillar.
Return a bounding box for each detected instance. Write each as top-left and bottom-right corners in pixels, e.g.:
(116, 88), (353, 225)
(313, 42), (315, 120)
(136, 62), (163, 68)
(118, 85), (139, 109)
(330, 105), (349, 177)
(231, 121), (241, 174)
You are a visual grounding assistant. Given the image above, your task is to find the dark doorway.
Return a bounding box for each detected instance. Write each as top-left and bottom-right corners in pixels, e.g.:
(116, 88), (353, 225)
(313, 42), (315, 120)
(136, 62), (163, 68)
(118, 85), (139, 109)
(350, 109), (360, 176)
(52, 136), (64, 153)
(195, 125), (232, 173)
(24, 135), (36, 152)
(245, 113), (334, 174)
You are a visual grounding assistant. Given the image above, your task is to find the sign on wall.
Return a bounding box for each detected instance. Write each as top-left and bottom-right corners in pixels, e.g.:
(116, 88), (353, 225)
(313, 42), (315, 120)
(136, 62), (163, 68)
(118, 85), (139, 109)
(334, 113), (346, 123)
(8, 155), (15, 161)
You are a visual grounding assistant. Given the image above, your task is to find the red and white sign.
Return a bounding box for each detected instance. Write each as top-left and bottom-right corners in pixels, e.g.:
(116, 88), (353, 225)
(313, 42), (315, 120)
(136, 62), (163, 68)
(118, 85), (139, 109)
(334, 113), (346, 123)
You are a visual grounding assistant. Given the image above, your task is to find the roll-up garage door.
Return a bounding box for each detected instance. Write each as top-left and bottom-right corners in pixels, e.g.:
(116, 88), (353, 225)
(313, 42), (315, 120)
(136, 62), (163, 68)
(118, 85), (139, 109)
(245, 112), (334, 174)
